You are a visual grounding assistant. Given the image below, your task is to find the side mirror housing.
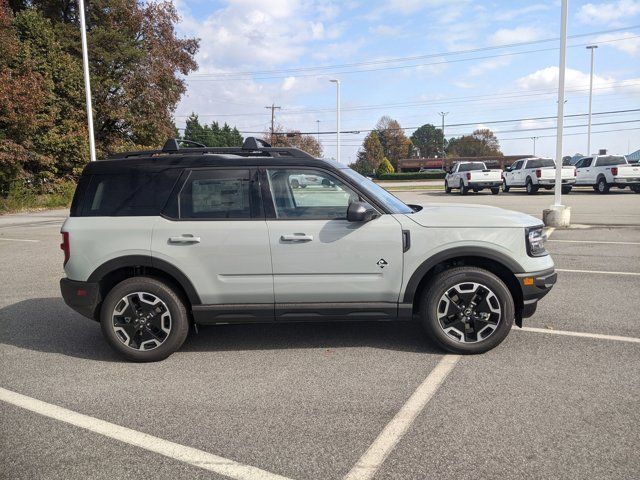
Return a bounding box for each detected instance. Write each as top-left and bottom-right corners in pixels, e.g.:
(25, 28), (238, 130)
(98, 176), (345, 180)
(347, 201), (379, 222)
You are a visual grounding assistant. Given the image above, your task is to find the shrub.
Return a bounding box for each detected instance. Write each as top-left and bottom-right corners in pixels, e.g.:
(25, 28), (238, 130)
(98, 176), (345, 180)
(376, 157), (394, 176)
(377, 171), (446, 181)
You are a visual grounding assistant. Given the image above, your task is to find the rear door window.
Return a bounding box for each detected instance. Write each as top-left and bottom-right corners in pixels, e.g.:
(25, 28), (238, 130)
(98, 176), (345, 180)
(178, 169), (253, 219)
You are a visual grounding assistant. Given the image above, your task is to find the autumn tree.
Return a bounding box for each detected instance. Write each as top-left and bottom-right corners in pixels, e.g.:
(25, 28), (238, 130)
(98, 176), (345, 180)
(264, 125), (323, 157)
(446, 128), (503, 157)
(375, 116), (412, 170)
(349, 132), (384, 175)
(376, 157), (394, 176)
(410, 124), (443, 158)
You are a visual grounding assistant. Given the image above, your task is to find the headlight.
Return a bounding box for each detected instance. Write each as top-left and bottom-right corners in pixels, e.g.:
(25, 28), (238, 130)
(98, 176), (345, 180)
(526, 226), (548, 257)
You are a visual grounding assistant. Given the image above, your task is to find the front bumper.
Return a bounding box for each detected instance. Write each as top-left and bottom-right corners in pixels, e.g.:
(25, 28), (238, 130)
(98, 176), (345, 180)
(60, 278), (101, 321)
(515, 268), (557, 320)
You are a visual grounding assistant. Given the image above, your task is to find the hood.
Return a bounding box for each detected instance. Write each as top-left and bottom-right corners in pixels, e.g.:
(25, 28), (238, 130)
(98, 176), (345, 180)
(406, 203), (542, 228)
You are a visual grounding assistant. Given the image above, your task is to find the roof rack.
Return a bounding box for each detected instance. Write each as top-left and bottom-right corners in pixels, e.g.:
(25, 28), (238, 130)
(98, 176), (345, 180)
(107, 136), (315, 160)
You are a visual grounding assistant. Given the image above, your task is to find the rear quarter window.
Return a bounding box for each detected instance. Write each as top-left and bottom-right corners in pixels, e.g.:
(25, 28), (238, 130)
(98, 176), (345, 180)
(595, 156), (627, 167)
(82, 169), (180, 216)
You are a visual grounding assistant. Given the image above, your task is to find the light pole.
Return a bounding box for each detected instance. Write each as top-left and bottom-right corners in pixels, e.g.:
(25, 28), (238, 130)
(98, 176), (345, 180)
(316, 120), (320, 143)
(531, 136), (539, 156)
(78, 0), (96, 162)
(330, 79), (341, 163)
(586, 45), (598, 155)
(439, 112), (448, 157)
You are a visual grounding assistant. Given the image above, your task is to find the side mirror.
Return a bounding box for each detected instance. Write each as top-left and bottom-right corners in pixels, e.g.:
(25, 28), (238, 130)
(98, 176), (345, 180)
(347, 201), (379, 222)
(505, 166), (512, 172)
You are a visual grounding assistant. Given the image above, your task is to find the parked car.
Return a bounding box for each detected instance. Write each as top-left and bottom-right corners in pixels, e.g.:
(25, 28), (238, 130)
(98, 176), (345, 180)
(574, 155), (640, 193)
(502, 158), (575, 195)
(444, 161), (502, 195)
(289, 173), (333, 188)
(60, 137), (556, 361)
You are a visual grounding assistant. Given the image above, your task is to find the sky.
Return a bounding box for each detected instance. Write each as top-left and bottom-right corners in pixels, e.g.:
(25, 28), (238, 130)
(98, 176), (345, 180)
(172, 0), (640, 163)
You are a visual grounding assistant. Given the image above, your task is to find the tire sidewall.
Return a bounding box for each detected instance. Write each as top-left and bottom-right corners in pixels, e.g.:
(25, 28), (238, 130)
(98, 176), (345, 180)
(421, 268), (514, 354)
(100, 277), (189, 362)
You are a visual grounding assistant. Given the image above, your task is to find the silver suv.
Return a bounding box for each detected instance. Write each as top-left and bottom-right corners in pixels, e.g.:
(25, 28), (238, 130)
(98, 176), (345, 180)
(60, 138), (556, 361)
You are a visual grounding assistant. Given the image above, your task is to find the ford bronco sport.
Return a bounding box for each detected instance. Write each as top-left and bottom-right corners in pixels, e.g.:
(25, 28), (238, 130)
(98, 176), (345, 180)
(60, 137), (556, 361)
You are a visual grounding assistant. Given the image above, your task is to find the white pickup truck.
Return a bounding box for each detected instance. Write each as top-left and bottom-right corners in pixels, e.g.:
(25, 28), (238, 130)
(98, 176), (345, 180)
(445, 161), (502, 195)
(574, 155), (640, 193)
(502, 158), (575, 195)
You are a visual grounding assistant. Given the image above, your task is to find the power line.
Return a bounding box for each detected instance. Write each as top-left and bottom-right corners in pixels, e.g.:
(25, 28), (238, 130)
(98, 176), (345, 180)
(188, 26), (640, 79)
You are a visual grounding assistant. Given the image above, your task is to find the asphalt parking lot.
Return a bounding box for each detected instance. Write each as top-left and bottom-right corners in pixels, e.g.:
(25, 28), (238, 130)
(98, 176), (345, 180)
(1, 190), (639, 480)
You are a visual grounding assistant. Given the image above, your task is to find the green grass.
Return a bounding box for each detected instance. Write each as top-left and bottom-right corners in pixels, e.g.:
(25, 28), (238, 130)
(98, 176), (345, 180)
(376, 171), (446, 181)
(383, 185), (442, 192)
(0, 181), (76, 214)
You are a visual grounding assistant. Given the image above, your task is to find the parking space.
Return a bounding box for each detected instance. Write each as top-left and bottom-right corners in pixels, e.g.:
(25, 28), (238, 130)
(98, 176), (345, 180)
(1, 193), (639, 479)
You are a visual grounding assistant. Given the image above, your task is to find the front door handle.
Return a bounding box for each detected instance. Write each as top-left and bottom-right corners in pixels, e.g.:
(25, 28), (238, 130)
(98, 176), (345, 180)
(168, 235), (201, 244)
(281, 233), (313, 243)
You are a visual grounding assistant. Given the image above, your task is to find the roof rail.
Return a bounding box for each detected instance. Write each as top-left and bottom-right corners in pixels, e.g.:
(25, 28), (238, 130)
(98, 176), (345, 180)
(107, 136), (314, 160)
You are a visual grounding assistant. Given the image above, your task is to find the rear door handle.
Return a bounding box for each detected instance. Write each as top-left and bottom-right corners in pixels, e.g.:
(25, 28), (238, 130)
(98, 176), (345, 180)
(168, 235), (201, 244)
(281, 233), (313, 242)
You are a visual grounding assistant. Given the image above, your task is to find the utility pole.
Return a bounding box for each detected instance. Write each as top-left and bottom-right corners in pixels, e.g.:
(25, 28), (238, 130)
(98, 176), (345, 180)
(531, 136), (539, 156)
(316, 120), (320, 143)
(330, 80), (341, 163)
(439, 112), (448, 158)
(265, 103), (281, 145)
(78, 0), (96, 162)
(586, 45), (598, 155)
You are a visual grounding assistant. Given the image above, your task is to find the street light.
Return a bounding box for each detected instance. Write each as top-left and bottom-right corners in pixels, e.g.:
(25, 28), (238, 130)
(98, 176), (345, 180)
(330, 79), (341, 163)
(78, 0), (96, 162)
(530, 136), (539, 156)
(586, 45), (598, 155)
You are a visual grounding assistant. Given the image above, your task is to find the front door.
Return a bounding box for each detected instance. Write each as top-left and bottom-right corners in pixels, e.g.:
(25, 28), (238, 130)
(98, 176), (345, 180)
(151, 168), (273, 311)
(576, 158), (593, 185)
(261, 167), (404, 319)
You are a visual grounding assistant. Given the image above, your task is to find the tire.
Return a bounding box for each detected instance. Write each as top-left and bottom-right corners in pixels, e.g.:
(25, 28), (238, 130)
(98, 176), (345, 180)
(100, 276), (189, 362)
(502, 179), (510, 192)
(561, 185), (572, 194)
(491, 187), (500, 195)
(592, 185), (599, 191)
(420, 267), (514, 354)
(444, 180), (452, 194)
(597, 177), (610, 194)
(526, 178), (538, 195)
(291, 179), (300, 189)
(472, 188), (479, 193)
(459, 180), (468, 196)
(631, 185), (640, 193)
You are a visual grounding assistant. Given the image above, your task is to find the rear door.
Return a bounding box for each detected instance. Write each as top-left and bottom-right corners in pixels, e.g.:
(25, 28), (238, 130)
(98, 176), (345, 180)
(261, 167), (404, 319)
(151, 168), (274, 312)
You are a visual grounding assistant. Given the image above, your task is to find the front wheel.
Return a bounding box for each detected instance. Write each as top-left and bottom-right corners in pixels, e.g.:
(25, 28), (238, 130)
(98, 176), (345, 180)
(502, 179), (510, 192)
(562, 185), (572, 194)
(420, 267), (514, 354)
(444, 180), (452, 194)
(631, 185), (640, 193)
(491, 187), (500, 195)
(100, 277), (189, 362)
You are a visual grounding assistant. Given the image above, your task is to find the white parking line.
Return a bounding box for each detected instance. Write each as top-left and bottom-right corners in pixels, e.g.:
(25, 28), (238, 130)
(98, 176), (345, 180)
(0, 238), (39, 243)
(0, 387), (292, 480)
(344, 354), (460, 480)
(516, 327), (640, 344)
(556, 268), (640, 276)
(549, 239), (640, 245)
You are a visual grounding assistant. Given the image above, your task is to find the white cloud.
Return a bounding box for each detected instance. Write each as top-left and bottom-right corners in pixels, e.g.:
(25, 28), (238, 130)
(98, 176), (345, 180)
(516, 66), (616, 92)
(593, 32), (640, 55)
(489, 26), (546, 46)
(494, 4), (550, 22)
(282, 76), (297, 91)
(577, 0), (640, 25)
(369, 24), (402, 36)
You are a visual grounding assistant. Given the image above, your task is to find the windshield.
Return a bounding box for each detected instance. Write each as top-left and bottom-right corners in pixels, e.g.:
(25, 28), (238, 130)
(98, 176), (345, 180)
(596, 156), (627, 166)
(458, 162), (486, 172)
(527, 159), (555, 168)
(341, 168), (414, 214)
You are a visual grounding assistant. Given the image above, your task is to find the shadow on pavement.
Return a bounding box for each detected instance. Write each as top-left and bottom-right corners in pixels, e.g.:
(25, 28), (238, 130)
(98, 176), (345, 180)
(0, 298), (441, 361)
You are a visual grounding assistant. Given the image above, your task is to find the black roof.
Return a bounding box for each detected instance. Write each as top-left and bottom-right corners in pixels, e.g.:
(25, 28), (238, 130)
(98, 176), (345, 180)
(86, 137), (339, 174)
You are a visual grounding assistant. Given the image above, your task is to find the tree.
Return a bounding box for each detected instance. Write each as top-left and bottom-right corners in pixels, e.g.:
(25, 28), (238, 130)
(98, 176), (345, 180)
(264, 125), (323, 157)
(376, 157), (394, 177)
(375, 116), (412, 169)
(182, 114), (243, 147)
(2, 0), (199, 193)
(351, 131), (384, 175)
(446, 128), (503, 157)
(410, 124), (444, 158)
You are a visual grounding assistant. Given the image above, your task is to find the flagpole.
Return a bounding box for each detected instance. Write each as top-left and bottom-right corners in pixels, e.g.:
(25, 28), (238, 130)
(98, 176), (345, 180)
(78, 0), (96, 162)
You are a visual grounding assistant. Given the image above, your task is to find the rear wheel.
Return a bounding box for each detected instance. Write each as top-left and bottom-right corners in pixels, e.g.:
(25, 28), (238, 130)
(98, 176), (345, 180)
(561, 185), (572, 194)
(526, 178), (538, 195)
(459, 180), (468, 195)
(100, 277), (189, 362)
(597, 177), (610, 194)
(491, 187), (500, 195)
(444, 180), (452, 194)
(420, 267), (514, 354)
